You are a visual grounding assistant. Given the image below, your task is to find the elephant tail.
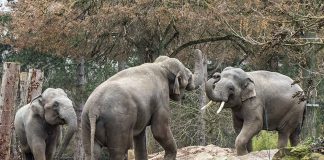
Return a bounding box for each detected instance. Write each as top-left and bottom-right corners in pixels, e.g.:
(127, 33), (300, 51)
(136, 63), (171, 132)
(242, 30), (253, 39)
(296, 103), (307, 135)
(89, 116), (97, 160)
(301, 103), (307, 130)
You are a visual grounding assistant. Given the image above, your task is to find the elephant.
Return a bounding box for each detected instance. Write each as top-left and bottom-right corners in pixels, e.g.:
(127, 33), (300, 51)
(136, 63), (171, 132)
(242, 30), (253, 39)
(205, 67), (306, 156)
(14, 88), (78, 160)
(81, 49), (206, 160)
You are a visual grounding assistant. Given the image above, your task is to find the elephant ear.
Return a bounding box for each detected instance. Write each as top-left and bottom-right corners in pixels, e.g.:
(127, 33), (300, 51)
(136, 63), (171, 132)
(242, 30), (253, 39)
(173, 72), (181, 95)
(31, 95), (44, 117)
(241, 77), (256, 102)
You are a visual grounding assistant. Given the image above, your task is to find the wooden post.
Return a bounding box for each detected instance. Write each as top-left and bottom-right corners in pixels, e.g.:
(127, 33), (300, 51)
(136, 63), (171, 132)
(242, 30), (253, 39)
(0, 62), (20, 160)
(10, 69), (43, 159)
(26, 69), (43, 103)
(10, 72), (27, 160)
(18, 72), (28, 106)
(195, 50), (208, 146)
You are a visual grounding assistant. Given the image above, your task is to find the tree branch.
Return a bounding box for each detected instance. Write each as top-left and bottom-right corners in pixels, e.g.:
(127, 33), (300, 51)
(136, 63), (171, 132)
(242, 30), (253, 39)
(169, 35), (233, 57)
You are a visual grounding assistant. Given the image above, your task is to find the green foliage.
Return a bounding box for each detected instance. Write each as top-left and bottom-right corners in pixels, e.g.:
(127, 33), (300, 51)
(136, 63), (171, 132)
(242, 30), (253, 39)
(273, 145), (311, 160)
(252, 131), (278, 151)
(0, 14), (11, 25)
(273, 137), (324, 160)
(303, 136), (324, 153)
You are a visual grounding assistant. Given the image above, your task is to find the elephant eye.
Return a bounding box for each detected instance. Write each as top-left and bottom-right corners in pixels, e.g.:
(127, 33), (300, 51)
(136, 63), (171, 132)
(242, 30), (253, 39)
(53, 101), (59, 111)
(229, 85), (235, 91)
(213, 73), (221, 81)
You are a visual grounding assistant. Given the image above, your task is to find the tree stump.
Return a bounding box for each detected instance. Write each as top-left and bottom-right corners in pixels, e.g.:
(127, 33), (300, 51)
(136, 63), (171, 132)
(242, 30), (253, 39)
(10, 69), (43, 159)
(0, 62), (20, 160)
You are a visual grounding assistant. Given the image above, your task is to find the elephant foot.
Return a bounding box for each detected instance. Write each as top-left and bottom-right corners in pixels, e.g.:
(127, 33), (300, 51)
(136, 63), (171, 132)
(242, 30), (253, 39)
(164, 154), (176, 160)
(163, 150), (177, 160)
(236, 149), (248, 156)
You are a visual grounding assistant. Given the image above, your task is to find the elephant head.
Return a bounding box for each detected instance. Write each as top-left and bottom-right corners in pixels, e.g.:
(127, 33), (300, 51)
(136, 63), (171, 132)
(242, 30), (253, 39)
(30, 88), (77, 158)
(155, 49), (206, 101)
(205, 67), (256, 111)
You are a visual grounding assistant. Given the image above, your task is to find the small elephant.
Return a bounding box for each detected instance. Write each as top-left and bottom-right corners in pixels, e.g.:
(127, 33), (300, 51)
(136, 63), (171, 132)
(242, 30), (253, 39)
(14, 88), (77, 160)
(205, 67), (306, 155)
(81, 50), (206, 160)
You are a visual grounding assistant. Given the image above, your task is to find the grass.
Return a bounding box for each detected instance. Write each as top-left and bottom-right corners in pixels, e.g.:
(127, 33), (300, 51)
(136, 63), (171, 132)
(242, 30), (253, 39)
(252, 131), (278, 151)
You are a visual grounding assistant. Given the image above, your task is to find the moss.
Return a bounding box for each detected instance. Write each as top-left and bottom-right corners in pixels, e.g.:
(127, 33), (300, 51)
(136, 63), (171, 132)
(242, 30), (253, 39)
(273, 145), (320, 160)
(281, 156), (300, 160)
(290, 145), (311, 157)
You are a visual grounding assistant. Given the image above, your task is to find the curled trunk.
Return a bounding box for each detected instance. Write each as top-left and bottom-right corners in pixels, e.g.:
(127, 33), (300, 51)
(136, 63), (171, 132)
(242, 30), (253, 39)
(205, 78), (225, 102)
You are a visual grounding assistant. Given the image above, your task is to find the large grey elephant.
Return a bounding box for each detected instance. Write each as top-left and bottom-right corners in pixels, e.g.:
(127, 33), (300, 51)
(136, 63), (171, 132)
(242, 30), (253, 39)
(81, 50), (206, 160)
(14, 88), (77, 160)
(205, 67), (306, 155)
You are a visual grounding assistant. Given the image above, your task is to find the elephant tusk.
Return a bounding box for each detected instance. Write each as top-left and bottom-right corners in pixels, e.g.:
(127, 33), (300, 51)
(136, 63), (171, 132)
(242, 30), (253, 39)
(217, 101), (225, 114)
(201, 101), (213, 110)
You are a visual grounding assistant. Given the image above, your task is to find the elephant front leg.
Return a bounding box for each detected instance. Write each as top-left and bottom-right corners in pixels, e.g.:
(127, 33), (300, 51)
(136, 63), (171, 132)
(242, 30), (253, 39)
(28, 138), (46, 160)
(46, 128), (61, 159)
(134, 129), (148, 160)
(151, 111), (177, 160)
(247, 139), (253, 152)
(234, 119), (253, 152)
(235, 122), (261, 156)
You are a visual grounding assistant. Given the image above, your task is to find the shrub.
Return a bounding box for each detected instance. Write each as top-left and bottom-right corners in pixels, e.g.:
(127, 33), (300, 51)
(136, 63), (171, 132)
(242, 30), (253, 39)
(253, 131), (278, 151)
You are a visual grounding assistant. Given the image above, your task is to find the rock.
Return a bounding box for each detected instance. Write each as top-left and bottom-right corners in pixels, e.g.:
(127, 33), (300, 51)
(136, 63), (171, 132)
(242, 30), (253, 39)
(193, 152), (213, 160)
(310, 153), (324, 160)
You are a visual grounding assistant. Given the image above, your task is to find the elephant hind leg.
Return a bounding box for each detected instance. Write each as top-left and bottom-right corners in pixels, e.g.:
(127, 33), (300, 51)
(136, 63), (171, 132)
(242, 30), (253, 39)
(106, 121), (134, 160)
(25, 152), (34, 160)
(289, 126), (301, 146)
(277, 132), (289, 148)
(107, 133), (133, 160)
(84, 141), (102, 160)
(109, 148), (128, 160)
(82, 118), (102, 160)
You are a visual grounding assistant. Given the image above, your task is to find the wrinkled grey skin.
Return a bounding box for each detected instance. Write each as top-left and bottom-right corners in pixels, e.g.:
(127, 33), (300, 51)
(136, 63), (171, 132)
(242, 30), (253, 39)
(82, 53), (204, 160)
(14, 88), (77, 160)
(205, 67), (306, 156)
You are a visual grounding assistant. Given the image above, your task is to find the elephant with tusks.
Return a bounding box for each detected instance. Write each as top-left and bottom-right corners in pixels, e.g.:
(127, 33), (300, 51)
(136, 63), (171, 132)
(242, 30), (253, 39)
(203, 67), (306, 155)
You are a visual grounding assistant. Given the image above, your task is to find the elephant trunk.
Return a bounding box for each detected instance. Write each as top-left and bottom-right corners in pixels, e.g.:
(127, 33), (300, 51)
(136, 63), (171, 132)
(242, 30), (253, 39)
(56, 106), (78, 158)
(186, 49), (206, 91)
(204, 78), (228, 113)
(205, 78), (228, 102)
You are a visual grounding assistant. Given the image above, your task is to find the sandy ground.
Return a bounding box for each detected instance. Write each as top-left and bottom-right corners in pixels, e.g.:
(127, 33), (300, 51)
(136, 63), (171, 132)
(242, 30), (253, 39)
(145, 144), (278, 160)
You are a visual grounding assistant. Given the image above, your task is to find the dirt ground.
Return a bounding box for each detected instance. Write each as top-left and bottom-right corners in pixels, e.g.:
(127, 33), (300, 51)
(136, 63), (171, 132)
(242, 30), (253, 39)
(146, 144), (278, 160)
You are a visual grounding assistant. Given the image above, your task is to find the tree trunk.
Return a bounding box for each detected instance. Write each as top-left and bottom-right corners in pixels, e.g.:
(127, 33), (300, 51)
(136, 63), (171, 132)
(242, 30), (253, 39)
(0, 62), (20, 160)
(11, 69), (43, 160)
(301, 32), (320, 139)
(18, 72), (28, 106)
(25, 69), (44, 103)
(74, 58), (86, 160)
(197, 52), (208, 146)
